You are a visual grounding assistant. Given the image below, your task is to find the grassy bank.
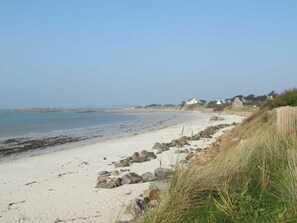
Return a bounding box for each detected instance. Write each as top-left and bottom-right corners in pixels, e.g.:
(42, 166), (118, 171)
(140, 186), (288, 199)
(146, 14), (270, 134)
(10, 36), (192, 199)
(141, 104), (297, 222)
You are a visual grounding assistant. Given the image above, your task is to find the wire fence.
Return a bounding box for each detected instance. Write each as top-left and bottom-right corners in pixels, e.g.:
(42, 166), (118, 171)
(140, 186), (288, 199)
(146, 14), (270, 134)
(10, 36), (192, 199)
(276, 106), (297, 136)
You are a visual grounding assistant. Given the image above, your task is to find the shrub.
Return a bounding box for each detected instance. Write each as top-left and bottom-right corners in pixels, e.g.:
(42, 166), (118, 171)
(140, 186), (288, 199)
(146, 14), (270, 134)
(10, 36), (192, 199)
(265, 88), (297, 109)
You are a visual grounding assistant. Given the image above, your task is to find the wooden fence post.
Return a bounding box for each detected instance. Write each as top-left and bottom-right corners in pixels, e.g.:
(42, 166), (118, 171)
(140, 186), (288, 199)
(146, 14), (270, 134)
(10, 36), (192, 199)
(276, 106), (297, 136)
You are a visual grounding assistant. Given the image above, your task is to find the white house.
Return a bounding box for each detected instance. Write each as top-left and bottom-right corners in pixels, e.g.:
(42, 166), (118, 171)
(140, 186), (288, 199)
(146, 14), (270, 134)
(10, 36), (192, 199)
(186, 98), (198, 105)
(216, 100), (222, 105)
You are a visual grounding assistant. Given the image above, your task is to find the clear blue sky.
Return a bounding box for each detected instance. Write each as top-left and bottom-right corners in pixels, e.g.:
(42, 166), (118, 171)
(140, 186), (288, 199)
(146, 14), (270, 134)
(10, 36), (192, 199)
(0, 1), (296, 108)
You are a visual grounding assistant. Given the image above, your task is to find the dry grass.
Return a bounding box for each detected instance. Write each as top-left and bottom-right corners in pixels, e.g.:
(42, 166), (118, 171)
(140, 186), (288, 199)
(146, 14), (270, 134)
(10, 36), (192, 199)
(141, 110), (297, 223)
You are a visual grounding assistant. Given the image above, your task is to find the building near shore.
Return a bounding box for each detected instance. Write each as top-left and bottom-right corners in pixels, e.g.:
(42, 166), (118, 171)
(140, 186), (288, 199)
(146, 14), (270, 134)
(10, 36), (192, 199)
(233, 97), (243, 108)
(186, 98), (198, 105)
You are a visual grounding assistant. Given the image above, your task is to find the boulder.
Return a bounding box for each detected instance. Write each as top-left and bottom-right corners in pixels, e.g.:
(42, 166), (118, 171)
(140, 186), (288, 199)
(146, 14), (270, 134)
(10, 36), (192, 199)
(149, 188), (161, 201)
(115, 159), (130, 168)
(96, 178), (122, 189)
(152, 142), (169, 153)
(134, 157), (147, 163)
(131, 152), (147, 163)
(154, 167), (173, 179)
(125, 198), (147, 216)
(132, 152), (140, 159)
(139, 150), (148, 157)
(97, 176), (109, 183)
(146, 151), (157, 161)
(141, 172), (157, 182)
(143, 188), (161, 201)
(121, 172), (143, 184)
(185, 152), (195, 161)
(169, 136), (191, 148)
(139, 150), (156, 160)
(191, 134), (201, 141)
(98, 171), (111, 177)
(111, 170), (119, 176)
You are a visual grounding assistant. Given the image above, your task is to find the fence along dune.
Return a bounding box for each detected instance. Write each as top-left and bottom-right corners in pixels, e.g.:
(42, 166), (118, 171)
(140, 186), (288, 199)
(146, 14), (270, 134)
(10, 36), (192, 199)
(276, 106), (297, 136)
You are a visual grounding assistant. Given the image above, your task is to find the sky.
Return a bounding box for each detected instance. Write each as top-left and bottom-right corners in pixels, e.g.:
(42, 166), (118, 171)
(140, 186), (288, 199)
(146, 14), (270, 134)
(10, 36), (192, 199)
(0, 1), (297, 108)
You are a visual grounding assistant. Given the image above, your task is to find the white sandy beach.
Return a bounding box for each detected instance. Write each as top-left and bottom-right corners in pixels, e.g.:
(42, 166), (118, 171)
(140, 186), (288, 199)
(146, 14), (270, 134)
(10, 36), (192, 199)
(0, 113), (243, 223)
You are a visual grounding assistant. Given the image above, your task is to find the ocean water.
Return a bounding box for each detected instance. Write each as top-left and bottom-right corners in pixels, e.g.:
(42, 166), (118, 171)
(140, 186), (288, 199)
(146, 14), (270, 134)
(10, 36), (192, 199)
(0, 109), (195, 156)
(0, 109), (136, 139)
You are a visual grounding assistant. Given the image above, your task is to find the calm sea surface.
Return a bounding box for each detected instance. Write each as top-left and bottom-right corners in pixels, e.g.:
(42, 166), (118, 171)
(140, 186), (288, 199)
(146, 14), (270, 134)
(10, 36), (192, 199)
(0, 109), (136, 138)
(0, 109), (194, 156)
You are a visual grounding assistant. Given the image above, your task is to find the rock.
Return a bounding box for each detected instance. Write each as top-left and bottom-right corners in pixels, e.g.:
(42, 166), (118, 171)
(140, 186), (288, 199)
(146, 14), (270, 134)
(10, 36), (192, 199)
(131, 152), (147, 163)
(96, 178), (122, 189)
(156, 148), (162, 154)
(125, 198), (147, 216)
(192, 134), (201, 141)
(209, 115), (225, 121)
(180, 136), (191, 141)
(115, 159), (130, 168)
(143, 188), (161, 201)
(146, 151), (157, 161)
(139, 150), (148, 157)
(139, 149), (156, 159)
(111, 170), (119, 176)
(196, 148), (203, 152)
(98, 171), (111, 177)
(169, 138), (189, 148)
(148, 188), (161, 201)
(121, 172), (143, 184)
(154, 167), (173, 179)
(141, 172), (157, 182)
(185, 152), (194, 161)
(148, 199), (159, 207)
(132, 152), (139, 159)
(184, 148), (190, 153)
(134, 156), (147, 163)
(97, 176), (109, 183)
(152, 142), (169, 153)
(120, 169), (130, 173)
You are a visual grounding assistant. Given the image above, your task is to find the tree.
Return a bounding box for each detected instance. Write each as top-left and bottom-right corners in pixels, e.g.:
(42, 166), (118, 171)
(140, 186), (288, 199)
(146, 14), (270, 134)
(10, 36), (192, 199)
(244, 94), (255, 102)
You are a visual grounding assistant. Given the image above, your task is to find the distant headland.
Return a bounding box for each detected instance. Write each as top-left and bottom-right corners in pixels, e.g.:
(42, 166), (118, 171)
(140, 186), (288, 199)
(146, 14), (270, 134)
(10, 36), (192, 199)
(12, 107), (60, 112)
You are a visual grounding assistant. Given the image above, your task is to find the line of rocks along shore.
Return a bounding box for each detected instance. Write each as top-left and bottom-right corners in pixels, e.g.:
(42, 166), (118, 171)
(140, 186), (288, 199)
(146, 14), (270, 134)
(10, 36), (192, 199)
(95, 116), (236, 221)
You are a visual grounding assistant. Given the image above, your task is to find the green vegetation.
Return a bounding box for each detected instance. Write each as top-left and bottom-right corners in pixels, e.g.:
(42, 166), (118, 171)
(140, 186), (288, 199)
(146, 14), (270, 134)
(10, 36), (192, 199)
(265, 88), (297, 109)
(141, 92), (297, 222)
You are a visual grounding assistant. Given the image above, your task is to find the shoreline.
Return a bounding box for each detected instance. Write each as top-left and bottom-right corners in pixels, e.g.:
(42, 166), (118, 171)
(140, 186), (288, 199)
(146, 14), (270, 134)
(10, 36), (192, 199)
(0, 110), (212, 163)
(0, 113), (243, 222)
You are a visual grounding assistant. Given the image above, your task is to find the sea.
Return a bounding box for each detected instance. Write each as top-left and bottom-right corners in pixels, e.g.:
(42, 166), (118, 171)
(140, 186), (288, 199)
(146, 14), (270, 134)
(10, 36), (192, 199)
(0, 109), (198, 158)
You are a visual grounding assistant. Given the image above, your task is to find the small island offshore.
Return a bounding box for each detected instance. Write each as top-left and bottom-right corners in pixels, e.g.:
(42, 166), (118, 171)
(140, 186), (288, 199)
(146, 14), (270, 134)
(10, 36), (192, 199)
(13, 107), (60, 112)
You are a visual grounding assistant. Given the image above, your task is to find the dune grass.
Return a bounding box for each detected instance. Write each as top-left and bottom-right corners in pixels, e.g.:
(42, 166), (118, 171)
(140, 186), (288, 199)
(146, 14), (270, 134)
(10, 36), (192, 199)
(141, 109), (297, 223)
